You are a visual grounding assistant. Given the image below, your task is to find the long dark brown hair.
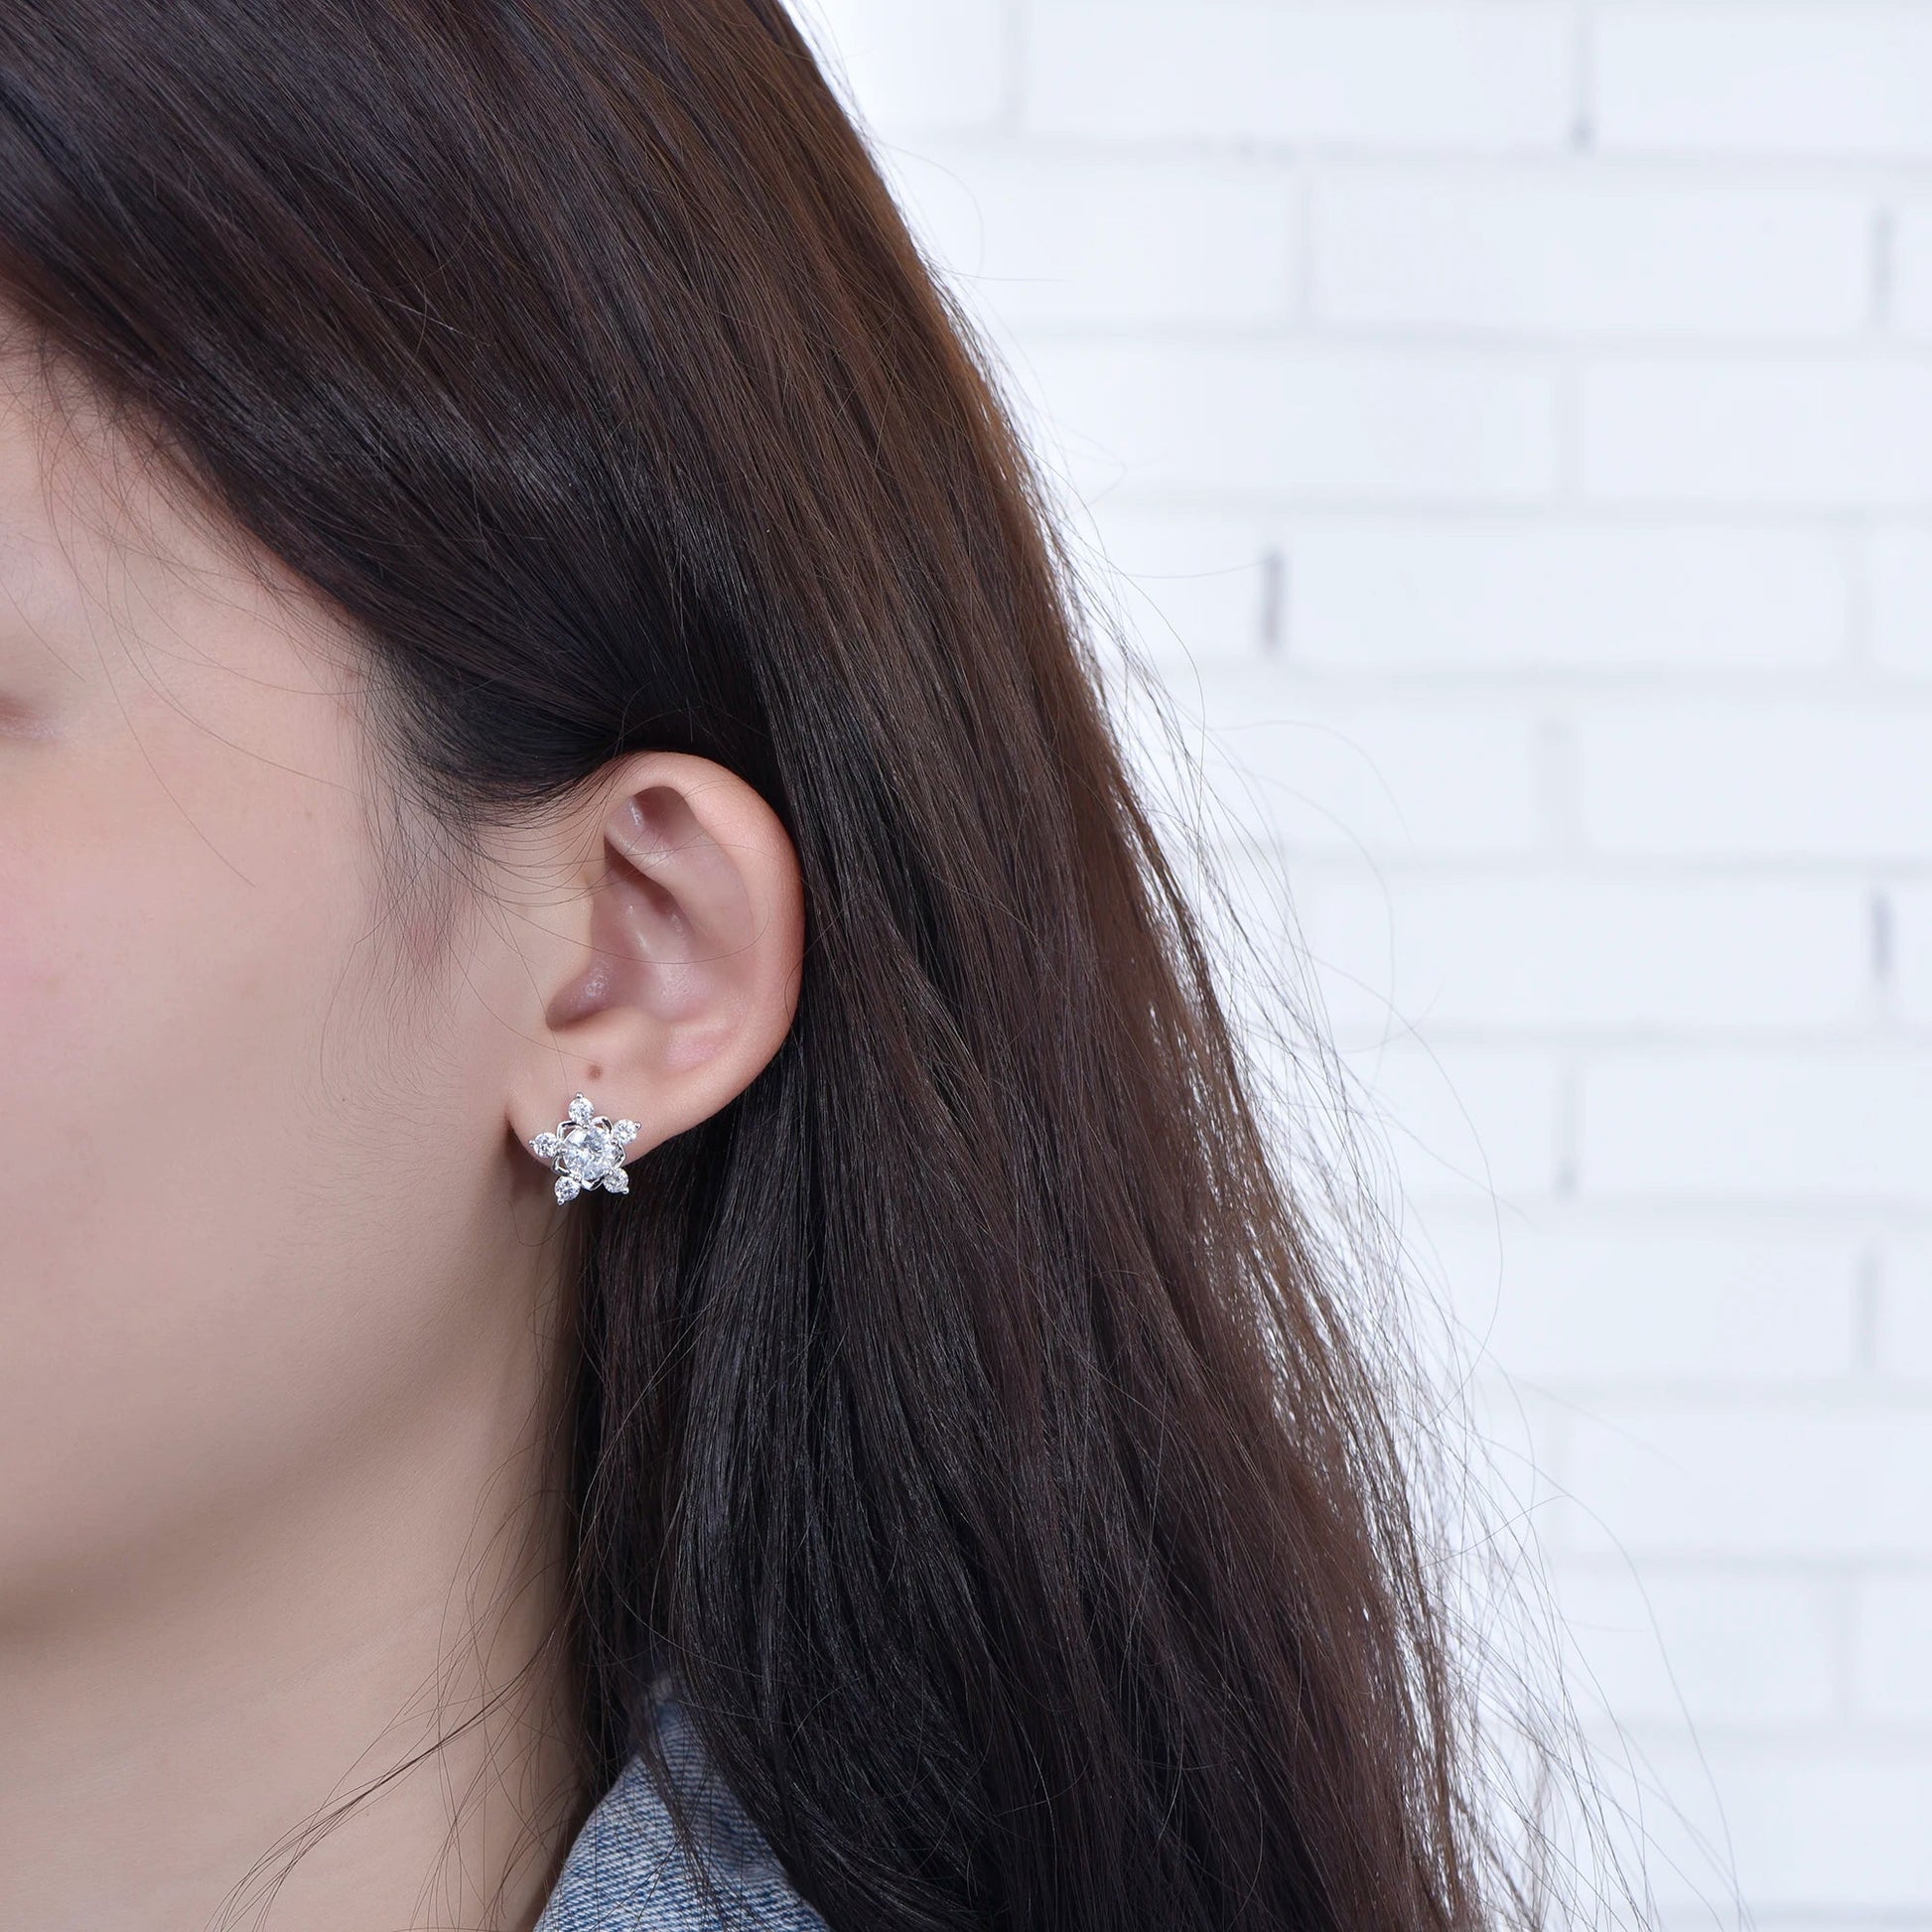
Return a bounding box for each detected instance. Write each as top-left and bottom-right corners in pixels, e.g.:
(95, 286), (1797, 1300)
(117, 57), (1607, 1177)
(0, 4), (1595, 1927)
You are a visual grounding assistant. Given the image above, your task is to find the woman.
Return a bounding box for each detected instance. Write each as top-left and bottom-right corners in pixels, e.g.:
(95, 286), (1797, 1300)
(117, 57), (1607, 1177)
(0, 4), (1591, 1929)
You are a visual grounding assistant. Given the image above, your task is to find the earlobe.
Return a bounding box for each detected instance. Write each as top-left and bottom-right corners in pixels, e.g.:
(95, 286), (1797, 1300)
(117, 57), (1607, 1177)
(506, 753), (803, 1173)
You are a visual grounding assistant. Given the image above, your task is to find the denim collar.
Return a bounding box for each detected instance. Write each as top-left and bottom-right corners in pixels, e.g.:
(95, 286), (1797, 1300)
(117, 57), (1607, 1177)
(534, 1695), (827, 1931)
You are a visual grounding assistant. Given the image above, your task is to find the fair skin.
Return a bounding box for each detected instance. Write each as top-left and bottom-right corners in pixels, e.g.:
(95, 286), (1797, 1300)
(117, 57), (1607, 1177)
(0, 341), (806, 1930)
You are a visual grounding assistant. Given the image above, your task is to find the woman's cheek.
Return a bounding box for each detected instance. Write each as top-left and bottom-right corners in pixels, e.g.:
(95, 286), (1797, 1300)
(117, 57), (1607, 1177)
(0, 831), (95, 1215)
(0, 757), (358, 1601)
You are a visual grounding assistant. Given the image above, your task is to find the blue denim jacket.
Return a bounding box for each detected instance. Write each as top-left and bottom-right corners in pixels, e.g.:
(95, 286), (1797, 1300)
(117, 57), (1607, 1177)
(534, 1693), (829, 1932)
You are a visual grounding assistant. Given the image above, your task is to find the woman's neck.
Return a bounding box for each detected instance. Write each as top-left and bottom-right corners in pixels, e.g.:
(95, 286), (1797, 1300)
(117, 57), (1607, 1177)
(0, 1292), (583, 1932)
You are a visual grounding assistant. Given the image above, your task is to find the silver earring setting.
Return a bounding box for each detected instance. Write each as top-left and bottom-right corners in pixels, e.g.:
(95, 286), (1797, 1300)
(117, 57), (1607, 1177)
(529, 1094), (639, 1204)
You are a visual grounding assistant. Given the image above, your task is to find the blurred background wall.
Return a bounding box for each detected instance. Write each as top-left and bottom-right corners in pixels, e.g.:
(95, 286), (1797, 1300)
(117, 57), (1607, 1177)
(786, 4), (1932, 1926)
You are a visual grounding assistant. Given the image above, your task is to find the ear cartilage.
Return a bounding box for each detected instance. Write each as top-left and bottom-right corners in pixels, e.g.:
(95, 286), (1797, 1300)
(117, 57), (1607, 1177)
(528, 1093), (640, 1204)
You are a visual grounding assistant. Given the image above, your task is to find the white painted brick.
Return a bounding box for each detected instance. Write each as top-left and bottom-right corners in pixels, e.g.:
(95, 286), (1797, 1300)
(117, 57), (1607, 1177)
(1459, 1369), (1571, 1521)
(1335, 1041), (1563, 1203)
(1208, 704), (1548, 851)
(1016, 345), (1558, 502)
(1895, 887), (1932, 1029)
(1130, 672), (1549, 852)
(1298, 873), (1869, 1035)
(791, 0), (1008, 132)
(1852, 1577), (1932, 1721)
(1878, 1239), (1932, 1380)
(1173, 904), (1564, 1200)
(1027, 3), (1573, 151)
(1614, 1740), (1932, 1911)
(1553, 1559), (1841, 1725)
(1893, 205), (1932, 337)
(884, 149), (1299, 326)
(1552, 1731), (1737, 1917)
(1869, 525), (1932, 674)
(1729, 1753), (1932, 1910)
(1581, 1053), (1932, 1201)
(1578, 705), (1932, 859)
(1074, 504), (1273, 663)
(1594, 5), (1932, 160)
(1290, 523), (1848, 670)
(1419, 1212), (1863, 1382)
(1583, 360), (1932, 507)
(1311, 178), (1871, 338)
(1584, 1050), (1932, 1197)
(1564, 1403), (1932, 1557)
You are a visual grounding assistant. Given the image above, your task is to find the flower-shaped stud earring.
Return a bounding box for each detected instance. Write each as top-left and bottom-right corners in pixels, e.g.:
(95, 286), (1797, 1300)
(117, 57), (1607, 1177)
(529, 1094), (640, 1204)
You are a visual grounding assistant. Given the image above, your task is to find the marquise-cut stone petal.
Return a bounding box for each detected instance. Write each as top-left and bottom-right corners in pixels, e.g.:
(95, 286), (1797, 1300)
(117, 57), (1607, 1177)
(611, 1120), (639, 1147)
(601, 1166), (629, 1193)
(568, 1094), (596, 1127)
(554, 1173), (583, 1203)
(532, 1132), (565, 1160)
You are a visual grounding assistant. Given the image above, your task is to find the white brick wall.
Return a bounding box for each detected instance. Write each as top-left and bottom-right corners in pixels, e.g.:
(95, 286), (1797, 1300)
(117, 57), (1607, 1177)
(791, 1), (1932, 1922)
(1593, 6), (1932, 159)
(1310, 179), (1874, 339)
(1289, 523), (1850, 669)
(1019, 343), (1562, 500)
(1895, 208), (1932, 337)
(1873, 527), (1932, 673)
(1584, 360), (1932, 505)
(1026, 3), (1575, 151)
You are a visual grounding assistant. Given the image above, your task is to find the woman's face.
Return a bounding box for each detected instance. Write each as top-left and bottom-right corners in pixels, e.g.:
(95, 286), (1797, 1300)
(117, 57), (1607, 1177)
(0, 343), (567, 1616)
(0, 324), (803, 1925)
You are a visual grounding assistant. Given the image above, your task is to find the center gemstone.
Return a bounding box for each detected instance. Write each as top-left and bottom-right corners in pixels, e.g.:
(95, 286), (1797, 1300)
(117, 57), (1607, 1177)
(559, 1124), (620, 1180)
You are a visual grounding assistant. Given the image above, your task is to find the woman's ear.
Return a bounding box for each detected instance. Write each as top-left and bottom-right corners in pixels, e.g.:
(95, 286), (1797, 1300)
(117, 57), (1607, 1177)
(502, 751), (804, 1170)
